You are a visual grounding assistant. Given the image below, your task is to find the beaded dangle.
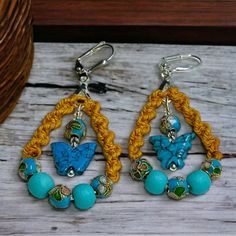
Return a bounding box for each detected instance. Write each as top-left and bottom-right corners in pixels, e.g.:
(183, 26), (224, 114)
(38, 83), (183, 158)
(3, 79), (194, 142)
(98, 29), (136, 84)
(18, 42), (122, 210)
(128, 54), (223, 200)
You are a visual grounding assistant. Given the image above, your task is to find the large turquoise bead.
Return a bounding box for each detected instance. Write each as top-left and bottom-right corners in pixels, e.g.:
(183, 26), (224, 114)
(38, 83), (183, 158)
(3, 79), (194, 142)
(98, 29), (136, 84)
(27, 172), (55, 199)
(144, 170), (168, 195)
(72, 184), (96, 210)
(187, 170), (211, 195)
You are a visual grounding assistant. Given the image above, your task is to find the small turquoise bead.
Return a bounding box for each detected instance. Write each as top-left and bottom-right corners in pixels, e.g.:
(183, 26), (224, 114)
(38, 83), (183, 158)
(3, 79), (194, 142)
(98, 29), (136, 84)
(167, 177), (189, 200)
(159, 115), (181, 135)
(48, 185), (71, 209)
(72, 184), (96, 210)
(64, 118), (87, 142)
(187, 170), (211, 195)
(130, 159), (153, 181)
(201, 159), (222, 180)
(18, 158), (41, 181)
(144, 170), (168, 195)
(27, 172), (55, 199)
(91, 175), (113, 198)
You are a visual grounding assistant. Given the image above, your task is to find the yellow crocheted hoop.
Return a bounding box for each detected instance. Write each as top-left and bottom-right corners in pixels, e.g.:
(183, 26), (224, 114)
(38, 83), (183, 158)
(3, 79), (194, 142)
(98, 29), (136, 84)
(128, 87), (223, 161)
(22, 94), (122, 183)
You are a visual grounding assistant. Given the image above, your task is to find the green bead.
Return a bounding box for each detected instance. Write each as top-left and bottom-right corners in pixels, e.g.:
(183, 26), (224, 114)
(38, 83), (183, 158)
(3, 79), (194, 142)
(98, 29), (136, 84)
(27, 172), (55, 199)
(72, 184), (96, 210)
(201, 159), (222, 180)
(187, 170), (211, 195)
(91, 175), (113, 198)
(130, 159), (153, 181)
(18, 158), (41, 181)
(48, 185), (71, 209)
(144, 170), (168, 195)
(159, 114), (181, 135)
(167, 176), (189, 200)
(64, 118), (87, 144)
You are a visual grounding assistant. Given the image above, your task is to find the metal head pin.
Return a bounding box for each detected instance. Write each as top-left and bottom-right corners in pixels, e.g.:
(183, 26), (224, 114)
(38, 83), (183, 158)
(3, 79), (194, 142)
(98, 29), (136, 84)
(159, 54), (202, 90)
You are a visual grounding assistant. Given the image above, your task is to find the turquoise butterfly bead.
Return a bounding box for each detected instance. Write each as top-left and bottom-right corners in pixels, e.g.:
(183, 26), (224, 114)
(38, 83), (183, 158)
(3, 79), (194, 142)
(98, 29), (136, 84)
(51, 142), (97, 177)
(187, 170), (211, 195)
(72, 184), (96, 210)
(27, 172), (55, 199)
(149, 132), (196, 171)
(144, 170), (168, 195)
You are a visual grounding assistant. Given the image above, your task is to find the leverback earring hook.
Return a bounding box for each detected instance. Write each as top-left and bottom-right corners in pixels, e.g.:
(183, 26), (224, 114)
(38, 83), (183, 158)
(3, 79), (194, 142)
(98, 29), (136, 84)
(159, 54), (202, 90)
(75, 41), (115, 82)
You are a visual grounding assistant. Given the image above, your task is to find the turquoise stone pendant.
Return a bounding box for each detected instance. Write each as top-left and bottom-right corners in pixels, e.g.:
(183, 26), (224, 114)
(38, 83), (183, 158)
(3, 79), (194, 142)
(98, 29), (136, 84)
(149, 97), (196, 171)
(51, 106), (97, 177)
(150, 132), (196, 171)
(51, 142), (97, 177)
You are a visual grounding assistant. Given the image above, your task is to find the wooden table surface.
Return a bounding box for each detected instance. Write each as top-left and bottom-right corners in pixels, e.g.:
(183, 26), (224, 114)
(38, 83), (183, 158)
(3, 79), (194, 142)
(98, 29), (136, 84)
(0, 43), (236, 235)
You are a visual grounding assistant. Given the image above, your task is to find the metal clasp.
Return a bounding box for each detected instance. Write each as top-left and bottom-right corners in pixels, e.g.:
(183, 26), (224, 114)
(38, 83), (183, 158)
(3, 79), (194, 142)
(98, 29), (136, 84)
(75, 41), (114, 82)
(159, 54), (202, 90)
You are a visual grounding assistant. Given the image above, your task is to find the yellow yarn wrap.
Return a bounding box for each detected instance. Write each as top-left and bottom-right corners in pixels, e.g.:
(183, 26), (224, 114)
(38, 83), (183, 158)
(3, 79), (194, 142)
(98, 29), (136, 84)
(22, 94), (122, 183)
(128, 87), (223, 161)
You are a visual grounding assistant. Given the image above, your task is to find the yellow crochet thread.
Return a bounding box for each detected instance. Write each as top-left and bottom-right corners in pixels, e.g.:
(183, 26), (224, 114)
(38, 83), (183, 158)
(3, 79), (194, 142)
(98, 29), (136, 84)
(128, 87), (223, 161)
(22, 94), (122, 183)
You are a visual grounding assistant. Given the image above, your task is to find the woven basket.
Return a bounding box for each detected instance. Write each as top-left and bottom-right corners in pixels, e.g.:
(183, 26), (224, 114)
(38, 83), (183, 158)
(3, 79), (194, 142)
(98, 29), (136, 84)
(0, 0), (34, 123)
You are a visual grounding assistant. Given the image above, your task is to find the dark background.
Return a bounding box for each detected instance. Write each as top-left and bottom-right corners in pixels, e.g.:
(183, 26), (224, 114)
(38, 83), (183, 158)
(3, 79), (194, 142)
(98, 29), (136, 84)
(32, 0), (236, 45)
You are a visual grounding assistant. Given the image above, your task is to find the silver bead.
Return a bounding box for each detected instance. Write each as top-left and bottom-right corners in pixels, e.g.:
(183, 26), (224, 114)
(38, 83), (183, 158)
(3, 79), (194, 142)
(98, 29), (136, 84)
(67, 168), (75, 178)
(170, 163), (177, 172)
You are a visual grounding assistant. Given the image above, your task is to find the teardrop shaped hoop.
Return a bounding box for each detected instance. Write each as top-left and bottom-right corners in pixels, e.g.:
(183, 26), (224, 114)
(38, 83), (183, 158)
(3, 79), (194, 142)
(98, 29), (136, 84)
(22, 94), (122, 183)
(128, 87), (222, 161)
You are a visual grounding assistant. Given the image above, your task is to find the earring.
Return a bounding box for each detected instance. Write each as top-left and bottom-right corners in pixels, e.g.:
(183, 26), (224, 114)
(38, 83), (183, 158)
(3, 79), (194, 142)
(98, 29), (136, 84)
(18, 42), (122, 210)
(128, 54), (223, 200)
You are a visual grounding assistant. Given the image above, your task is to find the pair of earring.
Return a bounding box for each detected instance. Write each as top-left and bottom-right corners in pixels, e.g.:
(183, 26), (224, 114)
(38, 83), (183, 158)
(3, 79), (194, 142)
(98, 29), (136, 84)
(18, 42), (223, 210)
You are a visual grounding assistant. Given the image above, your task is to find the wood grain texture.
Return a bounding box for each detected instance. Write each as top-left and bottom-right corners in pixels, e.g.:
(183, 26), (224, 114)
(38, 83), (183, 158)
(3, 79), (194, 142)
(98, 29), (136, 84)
(32, 0), (236, 26)
(32, 0), (236, 44)
(0, 0), (34, 123)
(0, 43), (236, 235)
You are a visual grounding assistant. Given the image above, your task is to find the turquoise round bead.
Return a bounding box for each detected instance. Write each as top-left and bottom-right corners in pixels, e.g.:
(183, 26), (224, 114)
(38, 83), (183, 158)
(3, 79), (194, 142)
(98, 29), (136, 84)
(144, 170), (168, 195)
(187, 170), (211, 195)
(72, 184), (96, 210)
(27, 172), (55, 199)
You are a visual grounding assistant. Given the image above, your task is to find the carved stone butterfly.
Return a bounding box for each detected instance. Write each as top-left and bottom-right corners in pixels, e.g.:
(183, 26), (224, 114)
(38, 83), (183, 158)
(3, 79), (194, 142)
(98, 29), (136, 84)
(149, 132), (196, 170)
(51, 142), (97, 177)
